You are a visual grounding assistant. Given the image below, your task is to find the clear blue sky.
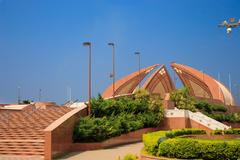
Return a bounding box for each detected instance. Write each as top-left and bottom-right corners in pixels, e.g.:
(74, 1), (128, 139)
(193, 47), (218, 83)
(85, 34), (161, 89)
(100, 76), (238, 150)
(1, 0), (240, 104)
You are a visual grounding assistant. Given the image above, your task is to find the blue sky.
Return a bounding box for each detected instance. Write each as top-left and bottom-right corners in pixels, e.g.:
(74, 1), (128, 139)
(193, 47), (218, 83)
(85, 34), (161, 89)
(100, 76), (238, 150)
(0, 0), (240, 104)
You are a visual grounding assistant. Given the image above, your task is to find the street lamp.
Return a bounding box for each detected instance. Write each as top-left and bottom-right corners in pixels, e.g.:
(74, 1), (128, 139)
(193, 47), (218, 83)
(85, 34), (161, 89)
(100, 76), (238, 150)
(17, 86), (21, 104)
(135, 52), (141, 89)
(83, 42), (92, 115)
(39, 89), (42, 102)
(108, 42), (115, 98)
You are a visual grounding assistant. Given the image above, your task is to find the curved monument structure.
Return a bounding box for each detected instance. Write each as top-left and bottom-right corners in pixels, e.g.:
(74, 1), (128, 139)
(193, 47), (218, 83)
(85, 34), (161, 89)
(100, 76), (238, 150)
(171, 62), (235, 105)
(102, 64), (159, 98)
(142, 65), (175, 98)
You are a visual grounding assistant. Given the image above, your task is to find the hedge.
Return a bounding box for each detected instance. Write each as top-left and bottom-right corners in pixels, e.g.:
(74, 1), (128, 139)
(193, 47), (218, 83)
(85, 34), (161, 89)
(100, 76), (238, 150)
(158, 138), (240, 160)
(143, 131), (167, 155)
(143, 129), (206, 155)
(195, 101), (227, 114)
(214, 128), (240, 135)
(165, 129), (206, 138)
(208, 113), (240, 123)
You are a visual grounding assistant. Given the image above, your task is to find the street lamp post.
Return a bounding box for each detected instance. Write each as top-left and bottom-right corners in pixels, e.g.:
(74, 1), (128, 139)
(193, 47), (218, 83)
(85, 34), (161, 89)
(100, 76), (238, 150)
(108, 43), (115, 98)
(39, 89), (42, 102)
(83, 42), (92, 115)
(17, 86), (21, 104)
(135, 52), (141, 89)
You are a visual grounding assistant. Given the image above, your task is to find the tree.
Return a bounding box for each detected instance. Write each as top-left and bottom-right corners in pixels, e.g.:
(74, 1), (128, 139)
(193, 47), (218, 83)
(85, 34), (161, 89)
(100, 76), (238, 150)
(170, 87), (196, 112)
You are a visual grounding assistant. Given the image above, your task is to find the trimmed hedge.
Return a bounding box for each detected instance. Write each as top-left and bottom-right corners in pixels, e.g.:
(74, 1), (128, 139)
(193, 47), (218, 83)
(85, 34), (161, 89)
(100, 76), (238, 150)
(165, 129), (206, 138)
(143, 131), (167, 155)
(214, 128), (240, 135)
(158, 138), (240, 160)
(143, 129), (206, 155)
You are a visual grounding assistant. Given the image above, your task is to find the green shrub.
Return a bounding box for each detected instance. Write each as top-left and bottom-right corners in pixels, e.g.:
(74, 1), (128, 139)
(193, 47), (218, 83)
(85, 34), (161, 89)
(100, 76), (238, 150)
(157, 138), (199, 159)
(143, 129), (206, 156)
(122, 154), (139, 160)
(214, 128), (240, 135)
(157, 138), (240, 160)
(165, 129), (206, 138)
(195, 101), (212, 113)
(209, 113), (240, 123)
(170, 87), (196, 112)
(195, 100), (227, 114)
(74, 90), (164, 142)
(143, 131), (167, 155)
(212, 104), (227, 112)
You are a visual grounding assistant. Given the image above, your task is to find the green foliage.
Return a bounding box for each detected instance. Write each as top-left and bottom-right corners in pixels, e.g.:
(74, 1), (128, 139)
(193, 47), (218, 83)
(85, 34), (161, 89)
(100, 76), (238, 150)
(165, 129), (206, 138)
(22, 99), (32, 104)
(211, 104), (227, 112)
(157, 138), (240, 160)
(195, 100), (227, 114)
(143, 129), (206, 156)
(157, 138), (199, 159)
(74, 91), (164, 142)
(122, 154), (139, 160)
(143, 131), (167, 155)
(170, 87), (196, 112)
(209, 112), (240, 123)
(214, 128), (240, 135)
(170, 87), (228, 115)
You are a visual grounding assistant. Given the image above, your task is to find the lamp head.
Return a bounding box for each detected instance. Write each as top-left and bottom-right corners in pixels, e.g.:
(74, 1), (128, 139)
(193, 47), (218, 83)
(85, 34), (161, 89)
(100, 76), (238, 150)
(83, 42), (91, 46)
(135, 52), (140, 55)
(108, 42), (114, 46)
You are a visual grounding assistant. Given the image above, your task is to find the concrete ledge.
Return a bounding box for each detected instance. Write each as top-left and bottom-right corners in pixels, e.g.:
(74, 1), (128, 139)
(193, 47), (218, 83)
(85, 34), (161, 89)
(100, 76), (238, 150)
(71, 128), (159, 151)
(44, 106), (86, 132)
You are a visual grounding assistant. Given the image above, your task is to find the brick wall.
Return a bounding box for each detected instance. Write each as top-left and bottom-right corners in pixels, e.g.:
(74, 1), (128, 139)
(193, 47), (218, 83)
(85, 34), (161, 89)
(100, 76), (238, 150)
(71, 128), (159, 151)
(44, 107), (88, 160)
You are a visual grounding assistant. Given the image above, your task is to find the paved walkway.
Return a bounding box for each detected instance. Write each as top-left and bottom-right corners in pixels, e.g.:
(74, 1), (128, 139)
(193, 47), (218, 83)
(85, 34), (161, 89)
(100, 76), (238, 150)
(57, 142), (143, 160)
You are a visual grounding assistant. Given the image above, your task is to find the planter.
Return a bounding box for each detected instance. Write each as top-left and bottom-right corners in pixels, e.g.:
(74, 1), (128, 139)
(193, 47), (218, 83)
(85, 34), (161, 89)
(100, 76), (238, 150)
(71, 128), (159, 151)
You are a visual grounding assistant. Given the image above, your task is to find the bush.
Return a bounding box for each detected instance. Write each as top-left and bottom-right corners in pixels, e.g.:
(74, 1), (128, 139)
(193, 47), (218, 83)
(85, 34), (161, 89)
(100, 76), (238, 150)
(157, 138), (199, 159)
(157, 138), (240, 160)
(74, 91), (164, 142)
(122, 154), (139, 160)
(170, 87), (196, 112)
(165, 129), (206, 138)
(143, 131), (167, 155)
(195, 100), (227, 114)
(209, 113), (240, 123)
(195, 100), (212, 113)
(212, 104), (227, 112)
(214, 128), (240, 135)
(143, 129), (206, 156)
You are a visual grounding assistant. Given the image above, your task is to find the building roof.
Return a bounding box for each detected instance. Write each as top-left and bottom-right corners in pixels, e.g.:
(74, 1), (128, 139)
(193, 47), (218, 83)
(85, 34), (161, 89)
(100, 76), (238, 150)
(171, 62), (235, 105)
(142, 65), (175, 98)
(102, 64), (158, 98)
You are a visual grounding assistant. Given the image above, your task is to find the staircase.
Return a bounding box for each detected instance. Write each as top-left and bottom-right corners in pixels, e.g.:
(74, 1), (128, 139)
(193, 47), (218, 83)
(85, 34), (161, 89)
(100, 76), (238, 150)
(165, 109), (230, 131)
(0, 105), (73, 158)
(188, 111), (230, 130)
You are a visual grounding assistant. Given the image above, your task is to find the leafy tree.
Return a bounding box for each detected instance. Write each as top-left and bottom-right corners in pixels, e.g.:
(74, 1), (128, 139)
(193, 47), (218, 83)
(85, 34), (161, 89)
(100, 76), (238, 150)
(170, 87), (196, 112)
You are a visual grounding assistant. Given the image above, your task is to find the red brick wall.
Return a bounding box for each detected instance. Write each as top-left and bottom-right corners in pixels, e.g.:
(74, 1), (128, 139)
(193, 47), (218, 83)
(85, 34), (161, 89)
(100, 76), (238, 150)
(44, 107), (88, 160)
(71, 128), (159, 151)
(160, 117), (188, 130)
(160, 117), (213, 133)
